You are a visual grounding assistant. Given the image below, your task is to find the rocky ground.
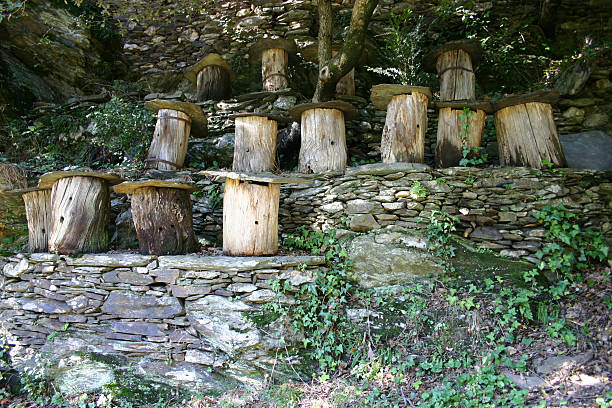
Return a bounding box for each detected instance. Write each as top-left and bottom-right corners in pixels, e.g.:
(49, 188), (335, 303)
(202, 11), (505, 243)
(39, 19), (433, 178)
(2, 264), (609, 408)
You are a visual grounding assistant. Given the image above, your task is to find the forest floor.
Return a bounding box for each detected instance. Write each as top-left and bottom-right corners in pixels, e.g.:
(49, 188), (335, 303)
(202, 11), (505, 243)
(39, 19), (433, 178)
(4, 265), (609, 408)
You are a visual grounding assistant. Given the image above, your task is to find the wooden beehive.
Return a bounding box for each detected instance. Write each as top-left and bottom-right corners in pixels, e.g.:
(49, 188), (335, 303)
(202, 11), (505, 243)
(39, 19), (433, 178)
(371, 84), (432, 164)
(185, 53), (236, 102)
(249, 39), (297, 92)
(290, 101), (358, 173)
(7, 187), (51, 252)
(423, 39), (483, 102)
(435, 107), (486, 168)
(39, 171), (123, 254)
(144, 100), (208, 170)
(232, 113), (287, 173)
(114, 180), (197, 255)
(201, 171), (312, 256)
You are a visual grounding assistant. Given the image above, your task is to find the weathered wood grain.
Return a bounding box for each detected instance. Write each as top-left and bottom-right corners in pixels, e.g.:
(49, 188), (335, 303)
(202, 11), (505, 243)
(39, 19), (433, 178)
(495, 102), (567, 168)
(22, 189), (51, 252)
(130, 187), (197, 255)
(298, 108), (347, 173)
(147, 109), (191, 170)
(49, 176), (110, 254)
(381, 93), (429, 163)
(233, 116), (277, 172)
(436, 49), (475, 101)
(196, 65), (231, 101)
(223, 178), (280, 256)
(435, 108), (485, 168)
(262, 48), (289, 91)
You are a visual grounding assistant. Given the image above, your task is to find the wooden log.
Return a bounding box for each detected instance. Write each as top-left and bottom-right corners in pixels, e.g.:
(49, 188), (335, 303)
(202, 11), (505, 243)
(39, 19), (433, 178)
(435, 108), (486, 168)
(146, 109), (191, 170)
(223, 178), (280, 256)
(22, 189), (51, 253)
(196, 65), (231, 102)
(381, 92), (429, 163)
(336, 68), (355, 96)
(233, 116), (277, 172)
(262, 48), (289, 91)
(436, 49), (475, 101)
(130, 187), (197, 255)
(49, 176), (110, 254)
(494, 102), (567, 168)
(298, 108), (347, 173)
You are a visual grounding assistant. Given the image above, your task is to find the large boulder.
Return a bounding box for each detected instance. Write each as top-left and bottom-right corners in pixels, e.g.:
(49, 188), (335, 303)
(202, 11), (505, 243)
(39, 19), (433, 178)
(342, 227), (532, 288)
(559, 131), (612, 170)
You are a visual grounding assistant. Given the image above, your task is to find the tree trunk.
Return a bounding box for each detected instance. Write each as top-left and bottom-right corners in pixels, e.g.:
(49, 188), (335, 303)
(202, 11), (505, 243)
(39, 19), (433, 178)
(196, 65), (231, 101)
(381, 93), (429, 163)
(313, 0), (379, 102)
(435, 108), (486, 168)
(495, 102), (567, 168)
(147, 109), (191, 170)
(262, 48), (289, 91)
(436, 49), (475, 101)
(336, 68), (355, 96)
(22, 189), (51, 253)
(49, 176), (110, 254)
(298, 108), (347, 172)
(130, 187), (196, 255)
(223, 178), (280, 256)
(233, 116), (277, 172)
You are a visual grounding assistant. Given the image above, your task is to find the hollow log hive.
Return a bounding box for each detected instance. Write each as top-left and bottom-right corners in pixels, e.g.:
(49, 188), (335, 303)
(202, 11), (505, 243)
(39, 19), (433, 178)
(249, 39), (297, 92)
(114, 181), (197, 255)
(436, 49), (476, 102)
(147, 109), (191, 170)
(495, 101), (567, 168)
(233, 115), (278, 173)
(185, 53), (235, 102)
(201, 171), (312, 257)
(22, 189), (51, 253)
(435, 107), (486, 168)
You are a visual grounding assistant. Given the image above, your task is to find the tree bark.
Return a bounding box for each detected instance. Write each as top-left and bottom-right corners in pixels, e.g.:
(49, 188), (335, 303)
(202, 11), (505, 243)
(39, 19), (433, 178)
(313, 0), (379, 102)
(495, 102), (567, 168)
(147, 109), (191, 170)
(233, 116), (277, 172)
(436, 49), (475, 101)
(336, 68), (355, 96)
(435, 108), (485, 168)
(22, 189), (51, 253)
(262, 48), (289, 91)
(298, 108), (347, 172)
(130, 187), (197, 255)
(223, 178), (280, 256)
(49, 176), (110, 254)
(381, 93), (429, 163)
(196, 65), (231, 101)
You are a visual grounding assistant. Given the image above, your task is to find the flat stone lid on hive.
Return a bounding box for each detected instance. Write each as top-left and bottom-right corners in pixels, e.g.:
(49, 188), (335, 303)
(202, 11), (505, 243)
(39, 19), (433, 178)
(0, 186), (49, 198)
(370, 84), (433, 110)
(491, 89), (560, 112)
(38, 171), (123, 189)
(230, 112), (290, 124)
(144, 99), (208, 136)
(113, 180), (198, 194)
(185, 53), (236, 84)
(423, 39), (483, 73)
(200, 170), (313, 184)
(433, 99), (496, 114)
(248, 38), (298, 64)
(289, 100), (359, 122)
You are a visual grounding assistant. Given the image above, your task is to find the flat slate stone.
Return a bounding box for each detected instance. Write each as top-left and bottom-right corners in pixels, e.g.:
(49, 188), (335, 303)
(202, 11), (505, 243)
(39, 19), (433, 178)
(559, 131), (612, 170)
(248, 38), (297, 64)
(38, 171), (123, 189)
(289, 100), (359, 122)
(114, 180), (197, 194)
(64, 254), (155, 268)
(102, 270), (154, 285)
(346, 163), (430, 176)
(185, 53), (236, 84)
(111, 321), (165, 337)
(423, 39), (483, 72)
(370, 84), (432, 110)
(158, 255), (325, 271)
(21, 298), (71, 314)
(101, 290), (183, 319)
(200, 170), (313, 184)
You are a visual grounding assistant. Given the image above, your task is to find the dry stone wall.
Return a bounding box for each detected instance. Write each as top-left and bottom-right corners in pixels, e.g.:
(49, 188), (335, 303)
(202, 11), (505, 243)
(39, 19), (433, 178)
(0, 253), (325, 393)
(174, 164), (612, 265)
